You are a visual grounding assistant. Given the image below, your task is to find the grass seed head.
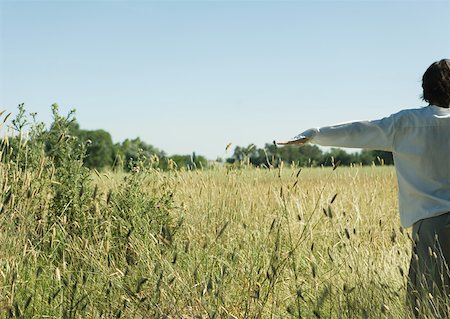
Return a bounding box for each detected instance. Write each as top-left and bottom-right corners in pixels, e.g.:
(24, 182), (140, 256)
(330, 193), (338, 204)
(345, 228), (350, 240)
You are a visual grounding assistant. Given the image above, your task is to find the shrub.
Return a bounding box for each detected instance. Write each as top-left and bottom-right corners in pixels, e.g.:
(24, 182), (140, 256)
(0, 105), (182, 318)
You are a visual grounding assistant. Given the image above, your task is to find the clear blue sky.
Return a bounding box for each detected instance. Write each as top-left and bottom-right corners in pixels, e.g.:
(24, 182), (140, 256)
(1, 0), (449, 159)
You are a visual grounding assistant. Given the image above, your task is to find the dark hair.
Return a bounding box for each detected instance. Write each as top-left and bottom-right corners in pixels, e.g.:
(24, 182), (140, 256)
(422, 59), (450, 108)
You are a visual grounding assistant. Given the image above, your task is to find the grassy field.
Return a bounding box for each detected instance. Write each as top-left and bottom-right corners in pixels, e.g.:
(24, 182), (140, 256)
(169, 165), (410, 318)
(1, 142), (416, 319)
(0, 109), (419, 318)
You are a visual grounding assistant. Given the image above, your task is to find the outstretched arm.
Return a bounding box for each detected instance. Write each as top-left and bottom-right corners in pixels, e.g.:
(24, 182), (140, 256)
(278, 115), (397, 151)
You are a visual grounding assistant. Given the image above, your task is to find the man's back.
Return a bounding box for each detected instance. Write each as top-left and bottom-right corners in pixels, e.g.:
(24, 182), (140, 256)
(392, 105), (450, 227)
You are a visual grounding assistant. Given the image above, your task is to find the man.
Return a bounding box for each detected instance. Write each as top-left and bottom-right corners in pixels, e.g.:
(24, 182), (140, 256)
(278, 59), (450, 317)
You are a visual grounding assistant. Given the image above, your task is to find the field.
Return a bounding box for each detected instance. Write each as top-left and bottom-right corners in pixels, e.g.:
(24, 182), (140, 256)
(169, 165), (409, 318)
(0, 109), (420, 319)
(1, 137), (417, 319)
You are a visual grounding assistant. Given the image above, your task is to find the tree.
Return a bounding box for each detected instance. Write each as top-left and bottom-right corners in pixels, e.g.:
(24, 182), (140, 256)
(169, 153), (207, 170)
(227, 144), (257, 165)
(359, 149), (376, 165)
(68, 122), (115, 169)
(227, 143), (323, 167)
(370, 150), (394, 165)
(115, 137), (163, 170)
(272, 143), (323, 166)
(78, 129), (114, 169)
(321, 148), (355, 166)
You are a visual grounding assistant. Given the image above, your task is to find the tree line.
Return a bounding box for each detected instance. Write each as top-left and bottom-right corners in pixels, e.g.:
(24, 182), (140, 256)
(73, 121), (393, 170)
(5, 104), (393, 170)
(69, 122), (209, 170)
(73, 125), (394, 169)
(226, 143), (393, 167)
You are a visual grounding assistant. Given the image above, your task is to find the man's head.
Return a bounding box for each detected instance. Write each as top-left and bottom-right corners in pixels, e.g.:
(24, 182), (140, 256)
(422, 59), (450, 108)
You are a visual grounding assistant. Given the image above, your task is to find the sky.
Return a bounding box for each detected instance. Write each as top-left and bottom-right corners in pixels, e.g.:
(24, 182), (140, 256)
(1, 0), (449, 160)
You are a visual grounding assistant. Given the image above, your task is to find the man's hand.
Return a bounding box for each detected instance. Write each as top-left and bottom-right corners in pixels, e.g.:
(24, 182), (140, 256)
(276, 137), (309, 145)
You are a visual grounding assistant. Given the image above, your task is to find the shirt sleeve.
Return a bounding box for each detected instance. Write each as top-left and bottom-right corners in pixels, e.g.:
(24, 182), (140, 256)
(295, 115), (396, 151)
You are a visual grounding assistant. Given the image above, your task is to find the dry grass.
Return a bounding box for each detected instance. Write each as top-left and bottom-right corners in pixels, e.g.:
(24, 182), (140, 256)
(0, 120), (416, 318)
(165, 164), (410, 318)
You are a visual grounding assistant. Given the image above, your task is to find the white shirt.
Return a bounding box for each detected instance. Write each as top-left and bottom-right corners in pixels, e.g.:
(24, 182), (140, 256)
(297, 105), (450, 228)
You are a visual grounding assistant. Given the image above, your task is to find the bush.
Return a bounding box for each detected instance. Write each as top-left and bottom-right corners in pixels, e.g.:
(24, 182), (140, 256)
(0, 105), (182, 318)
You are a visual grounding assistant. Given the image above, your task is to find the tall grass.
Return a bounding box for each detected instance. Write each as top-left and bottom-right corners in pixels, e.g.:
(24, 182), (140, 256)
(170, 164), (409, 318)
(0, 107), (428, 318)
